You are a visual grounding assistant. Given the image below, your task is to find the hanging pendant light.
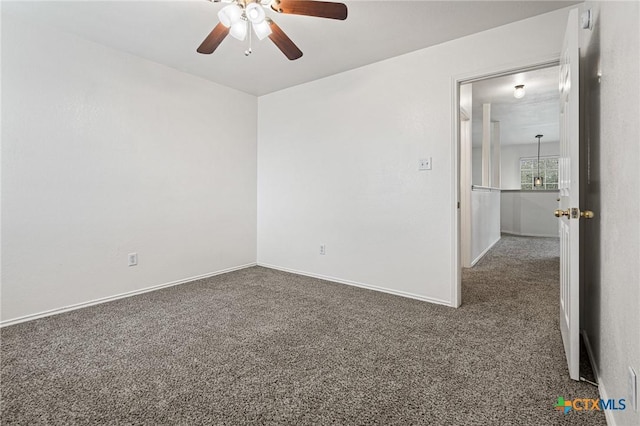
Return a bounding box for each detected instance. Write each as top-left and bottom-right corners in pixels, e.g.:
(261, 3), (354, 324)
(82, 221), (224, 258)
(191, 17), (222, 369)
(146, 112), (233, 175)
(534, 134), (544, 187)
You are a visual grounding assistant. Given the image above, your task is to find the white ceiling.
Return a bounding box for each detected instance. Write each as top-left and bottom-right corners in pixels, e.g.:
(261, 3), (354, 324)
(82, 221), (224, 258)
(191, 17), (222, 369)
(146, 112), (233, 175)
(3, 0), (579, 96)
(468, 65), (560, 146)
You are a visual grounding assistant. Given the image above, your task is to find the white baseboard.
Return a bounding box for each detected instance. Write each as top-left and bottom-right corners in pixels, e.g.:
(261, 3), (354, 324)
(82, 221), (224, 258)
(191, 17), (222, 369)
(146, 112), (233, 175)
(470, 236), (501, 267)
(257, 263), (453, 307)
(0, 263), (257, 328)
(582, 330), (616, 426)
(600, 383), (617, 426)
(582, 330), (601, 381)
(501, 230), (559, 238)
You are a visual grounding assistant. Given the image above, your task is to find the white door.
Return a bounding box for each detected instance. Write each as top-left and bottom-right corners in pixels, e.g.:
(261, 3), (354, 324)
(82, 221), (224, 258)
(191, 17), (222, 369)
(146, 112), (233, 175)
(558, 8), (581, 381)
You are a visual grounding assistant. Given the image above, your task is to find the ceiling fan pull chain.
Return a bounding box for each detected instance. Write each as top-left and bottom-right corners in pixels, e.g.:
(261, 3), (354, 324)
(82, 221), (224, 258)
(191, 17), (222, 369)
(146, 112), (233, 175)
(245, 20), (253, 56)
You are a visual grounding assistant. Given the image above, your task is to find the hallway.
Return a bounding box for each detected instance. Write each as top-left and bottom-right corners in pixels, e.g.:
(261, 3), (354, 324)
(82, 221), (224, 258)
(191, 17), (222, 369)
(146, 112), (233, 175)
(461, 234), (604, 424)
(463, 234), (560, 306)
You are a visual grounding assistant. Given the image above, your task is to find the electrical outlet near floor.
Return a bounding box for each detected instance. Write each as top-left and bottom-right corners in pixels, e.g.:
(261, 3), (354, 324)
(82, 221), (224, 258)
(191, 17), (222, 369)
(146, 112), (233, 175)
(128, 253), (138, 267)
(629, 366), (638, 412)
(319, 245), (326, 255)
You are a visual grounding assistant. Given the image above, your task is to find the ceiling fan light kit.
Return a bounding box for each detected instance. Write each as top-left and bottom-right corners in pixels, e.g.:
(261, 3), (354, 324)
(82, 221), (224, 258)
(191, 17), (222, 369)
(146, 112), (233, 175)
(246, 2), (266, 22)
(217, 4), (242, 27)
(252, 19), (272, 40)
(198, 0), (347, 60)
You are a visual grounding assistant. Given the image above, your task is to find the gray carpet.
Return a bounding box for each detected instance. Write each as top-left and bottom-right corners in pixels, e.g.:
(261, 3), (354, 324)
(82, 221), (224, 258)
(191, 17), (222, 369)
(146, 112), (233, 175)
(1, 235), (605, 425)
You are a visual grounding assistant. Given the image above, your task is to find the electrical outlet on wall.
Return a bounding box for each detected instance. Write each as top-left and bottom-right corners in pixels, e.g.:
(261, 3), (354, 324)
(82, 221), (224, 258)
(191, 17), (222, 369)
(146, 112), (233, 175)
(418, 157), (432, 170)
(128, 253), (138, 267)
(319, 245), (326, 255)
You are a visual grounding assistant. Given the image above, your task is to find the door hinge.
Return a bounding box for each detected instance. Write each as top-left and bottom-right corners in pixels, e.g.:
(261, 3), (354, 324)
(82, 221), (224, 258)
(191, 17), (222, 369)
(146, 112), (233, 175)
(457, 201), (460, 209)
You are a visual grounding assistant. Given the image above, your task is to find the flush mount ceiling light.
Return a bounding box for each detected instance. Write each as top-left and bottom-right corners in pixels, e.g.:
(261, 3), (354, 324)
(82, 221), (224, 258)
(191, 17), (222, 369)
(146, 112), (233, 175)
(197, 0), (348, 60)
(514, 84), (526, 99)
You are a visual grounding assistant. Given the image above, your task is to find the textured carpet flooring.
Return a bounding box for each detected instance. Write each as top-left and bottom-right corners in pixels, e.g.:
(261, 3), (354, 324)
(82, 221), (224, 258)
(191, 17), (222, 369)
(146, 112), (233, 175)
(1, 235), (605, 425)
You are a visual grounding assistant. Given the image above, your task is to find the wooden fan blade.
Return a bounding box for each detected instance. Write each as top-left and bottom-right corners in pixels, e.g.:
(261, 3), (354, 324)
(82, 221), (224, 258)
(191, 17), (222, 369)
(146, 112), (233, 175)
(267, 19), (303, 60)
(197, 22), (230, 54)
(271, 0), (347, 20)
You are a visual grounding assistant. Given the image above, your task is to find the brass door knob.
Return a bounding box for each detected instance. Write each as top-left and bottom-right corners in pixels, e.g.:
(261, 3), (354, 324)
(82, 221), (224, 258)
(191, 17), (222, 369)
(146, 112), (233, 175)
(581, 210), (595, 219)
(554, 209), (570, 217)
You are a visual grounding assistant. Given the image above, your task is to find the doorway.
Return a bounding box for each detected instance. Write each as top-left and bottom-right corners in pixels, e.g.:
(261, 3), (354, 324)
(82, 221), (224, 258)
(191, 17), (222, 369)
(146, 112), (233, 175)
(453, 59), (561, 306)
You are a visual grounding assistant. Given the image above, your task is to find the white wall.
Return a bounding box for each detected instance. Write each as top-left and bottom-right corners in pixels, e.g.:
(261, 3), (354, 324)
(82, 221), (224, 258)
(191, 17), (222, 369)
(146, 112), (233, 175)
(1, 16), (258, 322)
(500, 191), (558, 237)
(257, 9), (570, 305)
(501, 141), (559, 189)
(470, 189), (501, 265)
(472, 147), (483, 186)
(581, 2), (640, 425)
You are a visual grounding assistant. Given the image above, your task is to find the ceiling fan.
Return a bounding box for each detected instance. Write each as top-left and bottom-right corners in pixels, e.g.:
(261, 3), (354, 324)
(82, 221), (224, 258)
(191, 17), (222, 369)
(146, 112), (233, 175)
(197, 0), (348, 60)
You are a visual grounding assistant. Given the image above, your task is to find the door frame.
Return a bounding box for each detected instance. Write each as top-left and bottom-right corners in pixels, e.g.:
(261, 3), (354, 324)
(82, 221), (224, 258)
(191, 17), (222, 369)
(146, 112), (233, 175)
(450, 56), (560, 307)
